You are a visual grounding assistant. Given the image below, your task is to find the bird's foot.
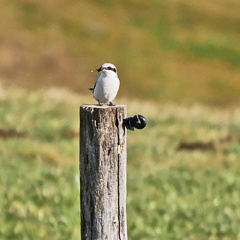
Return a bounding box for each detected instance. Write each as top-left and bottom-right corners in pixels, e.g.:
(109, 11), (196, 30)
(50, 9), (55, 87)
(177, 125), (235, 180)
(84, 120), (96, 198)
(108, 102), (114, 106)
(98, 101), (102, 106)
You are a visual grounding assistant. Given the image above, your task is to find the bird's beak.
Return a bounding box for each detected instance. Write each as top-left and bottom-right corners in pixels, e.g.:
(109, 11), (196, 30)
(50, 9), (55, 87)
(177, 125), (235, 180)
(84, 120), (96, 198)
(96, 67), (102, 72)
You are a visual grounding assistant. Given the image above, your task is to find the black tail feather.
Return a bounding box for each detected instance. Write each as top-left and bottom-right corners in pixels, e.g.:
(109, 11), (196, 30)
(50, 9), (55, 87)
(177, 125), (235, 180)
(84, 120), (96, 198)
(89, 88), (94, 93)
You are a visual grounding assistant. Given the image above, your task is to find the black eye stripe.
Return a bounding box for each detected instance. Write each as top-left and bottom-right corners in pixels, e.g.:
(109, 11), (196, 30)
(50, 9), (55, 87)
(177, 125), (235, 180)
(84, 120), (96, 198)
(97, 66), (117, 73)
(106, 67), (116, 73)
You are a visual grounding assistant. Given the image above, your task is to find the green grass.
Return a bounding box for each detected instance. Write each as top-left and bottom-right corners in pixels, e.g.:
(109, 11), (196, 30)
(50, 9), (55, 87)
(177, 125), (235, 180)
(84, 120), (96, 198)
(1, 84), (240, 239)
(1, 0), (240, 105)
(0, 86), (80, 239)
(1, 1), (240, 239)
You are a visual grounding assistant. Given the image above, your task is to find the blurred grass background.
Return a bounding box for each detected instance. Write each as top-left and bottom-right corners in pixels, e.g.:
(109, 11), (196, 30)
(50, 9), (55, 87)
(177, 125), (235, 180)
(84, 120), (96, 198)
(1, 0), (240, 104)
(1, 0), (240, 239)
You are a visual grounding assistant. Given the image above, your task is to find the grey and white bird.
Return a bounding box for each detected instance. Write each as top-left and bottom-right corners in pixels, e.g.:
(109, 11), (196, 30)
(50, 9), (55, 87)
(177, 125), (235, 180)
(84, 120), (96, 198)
(89, 63), (120, 106)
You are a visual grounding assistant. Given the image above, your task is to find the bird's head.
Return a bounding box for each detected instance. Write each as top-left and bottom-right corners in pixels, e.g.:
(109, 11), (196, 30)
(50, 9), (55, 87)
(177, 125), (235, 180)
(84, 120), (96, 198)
(96, 63), (117, 76)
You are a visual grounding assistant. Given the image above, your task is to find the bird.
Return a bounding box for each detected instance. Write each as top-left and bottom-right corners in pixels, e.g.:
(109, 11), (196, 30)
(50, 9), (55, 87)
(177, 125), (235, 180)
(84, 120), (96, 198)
(89, 63), (120, 106)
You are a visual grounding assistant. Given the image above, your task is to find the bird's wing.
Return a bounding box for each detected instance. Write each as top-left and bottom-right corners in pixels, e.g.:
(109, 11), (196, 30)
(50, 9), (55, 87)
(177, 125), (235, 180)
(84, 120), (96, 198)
(89, 75), (101, 92)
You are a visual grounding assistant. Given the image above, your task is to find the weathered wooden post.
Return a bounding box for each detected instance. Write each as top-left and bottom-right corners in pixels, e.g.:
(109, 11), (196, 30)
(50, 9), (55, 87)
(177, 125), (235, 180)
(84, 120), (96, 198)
(80, 105), (127, 240)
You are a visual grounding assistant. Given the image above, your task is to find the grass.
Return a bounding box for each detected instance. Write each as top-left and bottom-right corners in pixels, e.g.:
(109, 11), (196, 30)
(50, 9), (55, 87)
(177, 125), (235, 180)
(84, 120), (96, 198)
(1, 84), (240, 239)
(0, 86), (80, 239)
(1, 1), (240, 238)
(0, 0), (240, 105)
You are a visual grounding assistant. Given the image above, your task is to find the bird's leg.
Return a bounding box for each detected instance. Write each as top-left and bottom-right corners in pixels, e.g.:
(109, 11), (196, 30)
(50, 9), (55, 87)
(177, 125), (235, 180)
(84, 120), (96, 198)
(109, 102), (114, 106)
(98, 101), (102, 106)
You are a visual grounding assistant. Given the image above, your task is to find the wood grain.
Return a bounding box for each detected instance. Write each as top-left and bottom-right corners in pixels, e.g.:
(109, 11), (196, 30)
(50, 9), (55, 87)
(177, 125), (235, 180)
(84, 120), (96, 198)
(80, 105), (127, 240)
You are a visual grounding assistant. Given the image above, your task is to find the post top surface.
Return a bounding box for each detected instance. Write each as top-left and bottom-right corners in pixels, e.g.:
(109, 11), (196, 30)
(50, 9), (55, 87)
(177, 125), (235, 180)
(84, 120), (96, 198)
(80, 104), (126, 109)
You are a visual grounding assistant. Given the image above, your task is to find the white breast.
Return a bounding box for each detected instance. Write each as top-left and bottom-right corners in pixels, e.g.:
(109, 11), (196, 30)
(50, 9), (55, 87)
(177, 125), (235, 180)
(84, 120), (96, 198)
(93, 74), (120, 104)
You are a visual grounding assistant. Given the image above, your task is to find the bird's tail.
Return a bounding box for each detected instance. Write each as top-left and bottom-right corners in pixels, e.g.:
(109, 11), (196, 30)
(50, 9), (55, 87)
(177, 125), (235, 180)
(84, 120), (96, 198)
(89, 88), (94, 93)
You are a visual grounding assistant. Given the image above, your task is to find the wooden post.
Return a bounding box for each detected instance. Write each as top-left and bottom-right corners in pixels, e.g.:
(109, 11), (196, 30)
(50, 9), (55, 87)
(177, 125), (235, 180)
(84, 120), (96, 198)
(80, 105), (127, 240)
